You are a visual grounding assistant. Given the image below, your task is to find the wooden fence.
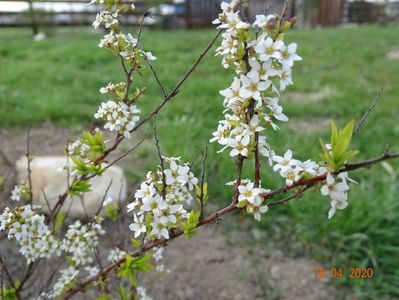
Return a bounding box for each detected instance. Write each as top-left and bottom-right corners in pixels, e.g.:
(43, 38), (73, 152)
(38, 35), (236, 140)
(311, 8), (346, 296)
(0, 0), (292, 29)
(0, 0), (169, 27)
(0, 0), (396, 30)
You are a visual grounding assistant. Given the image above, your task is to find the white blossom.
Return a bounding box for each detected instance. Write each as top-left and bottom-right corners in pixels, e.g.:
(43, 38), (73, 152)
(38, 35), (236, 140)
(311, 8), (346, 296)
(129, 213), (147, 238)
(94, 100), (140, 138)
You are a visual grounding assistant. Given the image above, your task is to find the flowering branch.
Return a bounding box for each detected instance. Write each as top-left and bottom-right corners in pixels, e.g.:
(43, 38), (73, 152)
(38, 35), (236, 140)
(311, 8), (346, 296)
(62, 150), (399, 299)
(2, 1), (398, 299)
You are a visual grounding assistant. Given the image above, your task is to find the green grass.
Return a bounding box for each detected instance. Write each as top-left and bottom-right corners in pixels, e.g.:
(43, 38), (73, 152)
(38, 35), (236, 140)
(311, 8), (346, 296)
(1, 26), (399, 298)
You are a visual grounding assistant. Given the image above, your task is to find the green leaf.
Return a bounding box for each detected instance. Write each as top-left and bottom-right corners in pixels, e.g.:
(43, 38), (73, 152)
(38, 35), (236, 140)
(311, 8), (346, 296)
(118, 253), (153, 287)
(105, 203), (119, 221)
(95, 294), (110, 300)
(70, 156), (91, 175)
(330, 120), (338, 146)
(320, 119), (358, 170)
(69, 180), (92, 196)
(2, 287), (18, 300)
(181, 210), (200, 240)
(131, 238), (142, 249)
(55, 211), (65, 231)
(117, 285), (130, 300)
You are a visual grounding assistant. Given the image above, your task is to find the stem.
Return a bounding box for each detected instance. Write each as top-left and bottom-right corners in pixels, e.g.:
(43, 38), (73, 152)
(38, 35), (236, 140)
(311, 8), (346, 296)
(199, 147), (208, 220)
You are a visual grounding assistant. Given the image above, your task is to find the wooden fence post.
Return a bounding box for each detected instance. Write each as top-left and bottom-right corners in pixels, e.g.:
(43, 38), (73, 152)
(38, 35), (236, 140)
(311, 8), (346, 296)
(185, 0), (192, 29)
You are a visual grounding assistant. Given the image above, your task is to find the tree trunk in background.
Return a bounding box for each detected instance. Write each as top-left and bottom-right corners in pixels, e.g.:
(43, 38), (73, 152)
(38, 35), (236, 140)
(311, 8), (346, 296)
(27, 0), (39, 36)
(294, 0), (308, 28)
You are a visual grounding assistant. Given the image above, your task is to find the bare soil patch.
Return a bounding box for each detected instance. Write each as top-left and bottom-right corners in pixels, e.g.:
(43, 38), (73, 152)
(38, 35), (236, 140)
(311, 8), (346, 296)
(288, 118), (331, 133)
(386, 49), (399, 60)
(145, 226), (337, 300)
(286, 86), (337, 103)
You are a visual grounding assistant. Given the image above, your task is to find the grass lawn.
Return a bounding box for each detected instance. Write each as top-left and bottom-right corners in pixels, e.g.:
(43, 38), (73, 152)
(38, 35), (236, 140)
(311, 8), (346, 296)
(1, 25), (399, 298)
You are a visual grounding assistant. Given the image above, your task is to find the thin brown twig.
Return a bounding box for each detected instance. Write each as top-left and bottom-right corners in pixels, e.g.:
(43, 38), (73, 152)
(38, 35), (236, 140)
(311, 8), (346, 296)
(95, 179), (113, 216)
(26, 128), (33, 203)
(279, 0), (291, 24)
(153, 117), (167, 199)
(199, 147), (208, 220)
(0, 256), (18, 297)
(353, 88), (384, 136)
(254, 132), (261, 188)
(0, 150), (13, 168)
(145, 57), (167, 98)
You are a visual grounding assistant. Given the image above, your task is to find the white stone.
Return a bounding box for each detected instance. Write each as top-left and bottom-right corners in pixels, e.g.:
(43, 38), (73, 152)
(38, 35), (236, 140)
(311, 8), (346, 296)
(15, 156), (127, 218)
(33, 32), (46, 42)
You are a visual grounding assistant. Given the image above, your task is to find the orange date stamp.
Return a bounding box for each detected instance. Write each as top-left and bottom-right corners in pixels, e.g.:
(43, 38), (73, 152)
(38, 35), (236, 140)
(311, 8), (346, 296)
(313, 267), (374, 279)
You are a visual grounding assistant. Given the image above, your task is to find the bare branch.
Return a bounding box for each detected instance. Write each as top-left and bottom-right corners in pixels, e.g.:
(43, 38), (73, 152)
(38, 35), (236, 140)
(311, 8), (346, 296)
(199, 147), (208, 220)
(254, 132), (261, 188)
(0, 256), (18, 298)
(95, 179), (113, 216)
(0, 149), (13, 168)
(153, 117), (167, 198)
(145, 57), (167, 98)
(26, 128), (33, 203)
(353, 88), (384, 136)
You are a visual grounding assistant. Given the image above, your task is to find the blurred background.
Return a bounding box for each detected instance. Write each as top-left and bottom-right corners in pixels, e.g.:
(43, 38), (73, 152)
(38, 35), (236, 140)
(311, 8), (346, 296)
(0, 0), (398, 299)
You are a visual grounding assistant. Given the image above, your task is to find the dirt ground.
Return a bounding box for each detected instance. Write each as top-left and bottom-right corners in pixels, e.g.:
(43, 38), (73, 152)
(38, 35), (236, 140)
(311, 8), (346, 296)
(0, 127), (343, 300)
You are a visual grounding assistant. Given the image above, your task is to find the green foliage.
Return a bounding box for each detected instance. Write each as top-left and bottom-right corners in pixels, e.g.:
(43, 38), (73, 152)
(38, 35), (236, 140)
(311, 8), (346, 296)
(117, 285), (130, 300)
(69, 180), (92, 196)
(95, 294), (110, 300)
(55, 211), (65, 231)
(131, 238), (142, 249)
(105, 203), (119, 221)
(81, 130), (106, 159)
(0, 176), (4, 189)
(70, 155), (105, 176)
(118, 253), (153, 287)
(181, 210), (200, 240)
(1, 287), (17, 300)
(320, 119), (358, 170)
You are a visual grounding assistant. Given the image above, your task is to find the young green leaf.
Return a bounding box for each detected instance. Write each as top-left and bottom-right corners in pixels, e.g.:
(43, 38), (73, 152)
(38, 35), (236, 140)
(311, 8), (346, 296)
(181, 210), (201, 240)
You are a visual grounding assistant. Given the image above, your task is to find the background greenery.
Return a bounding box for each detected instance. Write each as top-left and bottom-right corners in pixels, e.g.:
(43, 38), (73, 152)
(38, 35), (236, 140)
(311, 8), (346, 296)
(0, 26), (398, 298)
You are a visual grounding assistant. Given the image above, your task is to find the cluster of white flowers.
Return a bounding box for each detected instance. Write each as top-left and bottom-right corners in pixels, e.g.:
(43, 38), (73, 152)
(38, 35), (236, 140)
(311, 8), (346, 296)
(0, 205), (60, 263)
(272, 150), (326, 185)
(60, 218), (105, 266)
(67, 139), (90, 158)
(89, 1), (156, 141)
(211, 2), (355, 220)
(137, 286), (153, 300)
(100, 81), (126, 94)
(210, 2), (301, 162)
(37, 266), (80, 299)
(321, 172), (355, 219)
(107, 247), (126, 263)
(93, 10), (118, 29)
(37, 218), (105, 299)
(10, 183), (29, 202)
(153, 246), (168, 273)
(237, 180), (269, 221)
(127, 157), (198, 240)
(94, 100), (140, 139)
